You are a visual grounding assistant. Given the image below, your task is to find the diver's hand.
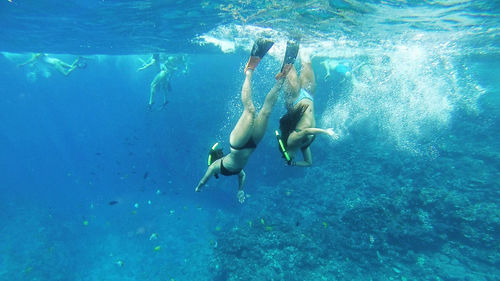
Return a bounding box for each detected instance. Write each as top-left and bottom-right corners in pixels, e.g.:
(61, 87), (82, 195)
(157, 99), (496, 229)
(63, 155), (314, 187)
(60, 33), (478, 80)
(237, 190), (245, 203)
(326, 128), (339, 140)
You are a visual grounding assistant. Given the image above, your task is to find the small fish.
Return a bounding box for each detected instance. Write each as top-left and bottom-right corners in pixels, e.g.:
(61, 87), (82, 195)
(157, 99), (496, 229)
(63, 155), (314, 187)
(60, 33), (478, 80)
(149, 233), (158, 241)
(143, 172), (149, 179)
(108, 201), (119, 205)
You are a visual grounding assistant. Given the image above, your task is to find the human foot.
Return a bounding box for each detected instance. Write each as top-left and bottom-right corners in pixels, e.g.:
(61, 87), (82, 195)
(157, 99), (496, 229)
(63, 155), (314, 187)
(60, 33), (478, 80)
(244, 38), (274, 72)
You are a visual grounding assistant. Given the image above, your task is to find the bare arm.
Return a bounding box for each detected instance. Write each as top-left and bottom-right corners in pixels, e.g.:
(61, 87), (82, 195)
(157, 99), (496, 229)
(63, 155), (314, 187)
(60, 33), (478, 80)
(195, 163), (216, 192)
(236, 170), (246, 203)
(137, 58), (156, 71)
(295, 127), (336, 138)
(237, 170), (246, 191)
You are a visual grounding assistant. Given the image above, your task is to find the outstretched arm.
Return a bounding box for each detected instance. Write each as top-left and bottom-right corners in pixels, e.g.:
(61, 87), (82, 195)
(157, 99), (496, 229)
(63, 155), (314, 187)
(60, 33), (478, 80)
(137, 57), (156, 71)
(195, 164), (216, 192)
(237, 170), (246, 191)
(296, 127), (337, 139)
(236, 170), (246, 203)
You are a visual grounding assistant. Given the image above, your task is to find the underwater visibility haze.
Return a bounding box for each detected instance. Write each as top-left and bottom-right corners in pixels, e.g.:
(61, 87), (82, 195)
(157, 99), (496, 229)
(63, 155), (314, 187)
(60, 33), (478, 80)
(0, 0), (499, 280)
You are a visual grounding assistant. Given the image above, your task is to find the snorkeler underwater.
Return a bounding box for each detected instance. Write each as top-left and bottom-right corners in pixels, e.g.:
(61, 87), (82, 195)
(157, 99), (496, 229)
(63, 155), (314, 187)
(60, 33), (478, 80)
(0, 0), (498, 280)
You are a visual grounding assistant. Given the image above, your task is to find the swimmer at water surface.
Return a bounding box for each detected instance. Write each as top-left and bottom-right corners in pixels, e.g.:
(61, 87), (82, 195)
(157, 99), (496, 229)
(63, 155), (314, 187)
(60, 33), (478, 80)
(17, 53), (84, 76)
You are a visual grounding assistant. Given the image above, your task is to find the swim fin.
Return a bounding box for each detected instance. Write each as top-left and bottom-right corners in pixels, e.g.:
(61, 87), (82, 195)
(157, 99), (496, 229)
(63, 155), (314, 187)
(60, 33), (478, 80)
(275, 40), (300, 80)
(244, 38), (274, 73)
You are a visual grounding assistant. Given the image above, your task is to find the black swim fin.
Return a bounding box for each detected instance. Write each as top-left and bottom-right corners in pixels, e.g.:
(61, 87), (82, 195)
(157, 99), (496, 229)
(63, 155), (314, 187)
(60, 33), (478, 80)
(276, 39), (299, 80)
(245, 38), (274, 72)
(283, 40), (299, 66)
(251, 38), (274, 58)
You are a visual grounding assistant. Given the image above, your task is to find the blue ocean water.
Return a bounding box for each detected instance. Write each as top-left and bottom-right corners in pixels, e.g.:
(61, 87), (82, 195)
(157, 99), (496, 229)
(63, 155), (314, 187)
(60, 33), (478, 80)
(0, 0), (499, 280)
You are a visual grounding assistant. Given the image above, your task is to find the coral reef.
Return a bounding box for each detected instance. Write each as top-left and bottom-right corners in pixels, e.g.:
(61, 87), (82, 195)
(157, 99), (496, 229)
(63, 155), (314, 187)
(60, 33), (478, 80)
(208, 120), (499, 280)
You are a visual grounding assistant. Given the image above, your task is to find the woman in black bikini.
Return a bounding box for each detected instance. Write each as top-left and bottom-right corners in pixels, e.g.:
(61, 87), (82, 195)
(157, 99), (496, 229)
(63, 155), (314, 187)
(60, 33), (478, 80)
(279, 47), (337, 167)
(195, 38), (292, 203)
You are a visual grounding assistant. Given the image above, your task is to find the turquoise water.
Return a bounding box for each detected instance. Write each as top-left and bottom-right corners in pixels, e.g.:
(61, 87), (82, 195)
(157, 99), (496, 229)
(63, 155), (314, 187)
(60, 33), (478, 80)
(0, 1), (499, 280)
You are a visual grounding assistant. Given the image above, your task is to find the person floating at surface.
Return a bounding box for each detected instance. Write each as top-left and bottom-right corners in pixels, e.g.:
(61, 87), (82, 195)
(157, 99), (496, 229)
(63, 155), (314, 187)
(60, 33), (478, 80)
(17, 53), (84, 76)
(278, 43), (338, 167)
(138, 53), (188, 110)
(321, 58), (356, 99)
(195, 38), (294, 203)
(321, 59), (352, 81)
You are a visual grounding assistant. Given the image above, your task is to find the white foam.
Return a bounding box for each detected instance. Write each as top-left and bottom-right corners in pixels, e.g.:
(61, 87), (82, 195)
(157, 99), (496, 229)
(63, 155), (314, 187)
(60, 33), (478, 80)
(320, 38), (482, 153)
(196, 22), (484, 153)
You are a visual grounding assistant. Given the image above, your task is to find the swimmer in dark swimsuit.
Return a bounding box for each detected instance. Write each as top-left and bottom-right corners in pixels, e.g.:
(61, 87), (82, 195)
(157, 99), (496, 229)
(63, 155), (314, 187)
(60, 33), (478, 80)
(195, 38), (290, 203)
(279, 46), (338, 167)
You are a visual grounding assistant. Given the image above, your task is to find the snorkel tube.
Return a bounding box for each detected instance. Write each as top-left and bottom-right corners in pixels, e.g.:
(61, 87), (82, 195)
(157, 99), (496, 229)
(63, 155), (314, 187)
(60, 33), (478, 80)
(207, 142), (219, 166)
(275, 130), (292, 165)
(208, 142), (223, 178)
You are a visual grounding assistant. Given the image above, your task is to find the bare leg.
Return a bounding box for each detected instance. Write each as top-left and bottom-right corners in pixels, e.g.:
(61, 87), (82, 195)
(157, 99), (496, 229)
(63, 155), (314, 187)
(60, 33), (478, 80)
(162, 77), (170, 106)
(322, 60), (333, 80)
(284, 65), (300, 109)
(149, 80), (159, 107)
(299, 51), (316, 95)
(149, 70), (166, 107)
(53, 62), (75, 76)
(252, 79), (284, 143)
(63, 65), (78, 76)
(70, 57), (81, 67)
(229, 70), (256, 147)
(149, 85), (156, 107)
(57, 59), (74, 68)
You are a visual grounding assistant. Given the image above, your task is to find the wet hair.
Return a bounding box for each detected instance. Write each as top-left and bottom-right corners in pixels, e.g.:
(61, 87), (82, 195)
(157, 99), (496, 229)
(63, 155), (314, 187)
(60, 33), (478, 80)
(279, 104), (309, 147)
(153, 53), (160, 61)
